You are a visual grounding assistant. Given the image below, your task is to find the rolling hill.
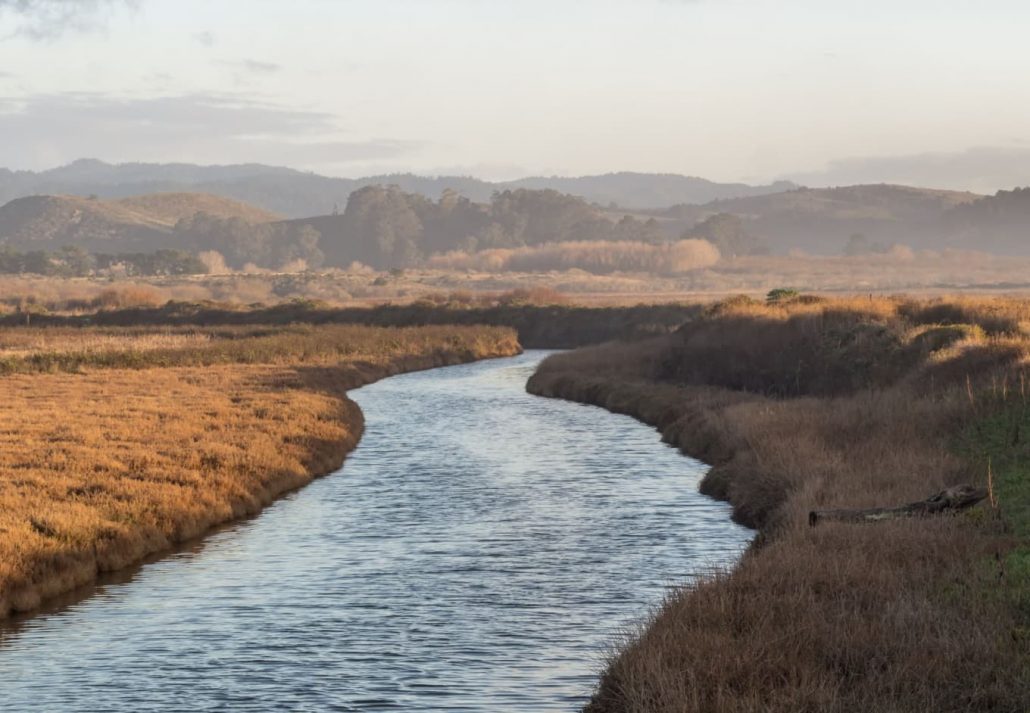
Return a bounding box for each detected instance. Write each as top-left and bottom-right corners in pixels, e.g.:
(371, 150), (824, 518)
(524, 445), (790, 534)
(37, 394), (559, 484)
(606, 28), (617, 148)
(942, 187), (1030, 254)
(661, 184), (984, 254)
(0, 160), (796, 217)
(114, 193), (282, 226)
(0, 192), (282, 252)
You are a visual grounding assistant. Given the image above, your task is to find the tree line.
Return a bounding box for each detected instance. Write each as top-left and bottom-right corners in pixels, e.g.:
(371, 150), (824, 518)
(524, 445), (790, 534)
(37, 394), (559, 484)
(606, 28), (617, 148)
(1, 186), (762, 274)
(0, 245), (207, 277)
(303, 186), (671, 269)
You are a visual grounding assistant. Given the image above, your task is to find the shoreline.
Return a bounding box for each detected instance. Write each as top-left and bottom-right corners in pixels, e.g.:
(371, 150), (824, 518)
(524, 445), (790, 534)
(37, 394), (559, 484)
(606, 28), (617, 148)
(527, 371), (767, 529)
(525, 297), (1029, 712)
(0, 331), (521, 621)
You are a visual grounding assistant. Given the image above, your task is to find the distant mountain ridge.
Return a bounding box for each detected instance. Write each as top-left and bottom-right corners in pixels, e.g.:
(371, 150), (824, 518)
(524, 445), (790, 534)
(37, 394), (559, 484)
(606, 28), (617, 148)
(0, 160), (797, 217)
(4, 172), (1030, 270)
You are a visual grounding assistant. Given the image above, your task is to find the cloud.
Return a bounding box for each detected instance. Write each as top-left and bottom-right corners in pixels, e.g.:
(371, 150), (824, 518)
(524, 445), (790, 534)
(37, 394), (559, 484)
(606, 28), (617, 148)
(219, 59), (282, 75)
(0, 92), (424, 170)
(785, 146), (1030, 194)
(192, 30), (214, 47)
(0, 0), (135, 40)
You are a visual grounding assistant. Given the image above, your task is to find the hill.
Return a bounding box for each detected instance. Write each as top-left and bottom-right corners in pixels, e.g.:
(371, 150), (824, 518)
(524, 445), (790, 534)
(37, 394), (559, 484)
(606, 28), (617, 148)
(662, 184), (983, 254)
(506, 172), (797, 209)
(942, 187), (1030, 254)
(114, 193), (282, 226)
(0, 192), (281, 252)
(0, 160), (796, 217)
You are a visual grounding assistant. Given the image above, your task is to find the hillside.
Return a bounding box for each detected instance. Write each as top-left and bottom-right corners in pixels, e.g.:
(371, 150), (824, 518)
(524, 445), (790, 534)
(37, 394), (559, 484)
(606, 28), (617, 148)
(115, 193), (282, 226)
(664, 184), (984, 254)
(0, 192), (280, 252)
(506, 172), (797, 209)
(0, 160), (796, 217)
(943, 187), (1030, 254)
(0, 195), (167, 251)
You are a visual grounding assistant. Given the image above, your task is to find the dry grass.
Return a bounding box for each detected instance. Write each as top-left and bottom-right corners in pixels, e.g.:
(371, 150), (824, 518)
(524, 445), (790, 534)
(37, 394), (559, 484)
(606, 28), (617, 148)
(528, 295), (1030, 712)
(0, 323), (520, 618)
(6, 247), (1030, 319)
(428, 239), (721, 275)
(0, 328), (213, 357)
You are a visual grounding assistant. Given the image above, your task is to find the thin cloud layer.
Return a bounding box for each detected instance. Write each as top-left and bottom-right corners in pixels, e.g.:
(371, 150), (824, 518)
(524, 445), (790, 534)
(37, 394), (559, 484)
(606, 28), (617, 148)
(0, 92), (424, 170)
(0, 0), (135, 39)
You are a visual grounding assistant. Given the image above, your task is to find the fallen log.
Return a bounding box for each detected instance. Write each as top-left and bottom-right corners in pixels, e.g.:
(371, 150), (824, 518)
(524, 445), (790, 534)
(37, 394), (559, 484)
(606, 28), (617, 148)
(808, 484), (988, 526)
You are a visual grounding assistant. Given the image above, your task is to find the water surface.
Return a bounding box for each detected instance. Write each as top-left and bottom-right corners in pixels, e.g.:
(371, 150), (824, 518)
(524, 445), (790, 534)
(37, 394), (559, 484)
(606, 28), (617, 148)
(0, 351), (750, 711)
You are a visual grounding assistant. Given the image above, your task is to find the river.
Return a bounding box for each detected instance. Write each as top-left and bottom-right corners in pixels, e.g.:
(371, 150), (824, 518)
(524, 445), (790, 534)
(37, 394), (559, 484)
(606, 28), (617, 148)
(0, 351), (751, 712)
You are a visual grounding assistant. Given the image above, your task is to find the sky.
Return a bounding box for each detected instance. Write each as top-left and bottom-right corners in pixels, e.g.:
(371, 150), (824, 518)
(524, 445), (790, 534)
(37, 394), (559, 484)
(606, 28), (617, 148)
(1, 0), (1029, 191)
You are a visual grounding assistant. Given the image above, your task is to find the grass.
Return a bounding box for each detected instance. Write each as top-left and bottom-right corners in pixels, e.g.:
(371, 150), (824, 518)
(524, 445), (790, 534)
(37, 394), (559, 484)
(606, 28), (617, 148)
(527, 294), (1030, 712)
(0, 322), (520, 619)
(958, 401), (1030, 644)
(0, 323), (519, 374)
(4, 300), (706, 349)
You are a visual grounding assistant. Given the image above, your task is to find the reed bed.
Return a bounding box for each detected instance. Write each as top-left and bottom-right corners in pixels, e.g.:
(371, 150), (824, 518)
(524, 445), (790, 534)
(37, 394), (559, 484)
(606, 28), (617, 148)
(0, 323), (520, 618)
(0, 328), (213, 356)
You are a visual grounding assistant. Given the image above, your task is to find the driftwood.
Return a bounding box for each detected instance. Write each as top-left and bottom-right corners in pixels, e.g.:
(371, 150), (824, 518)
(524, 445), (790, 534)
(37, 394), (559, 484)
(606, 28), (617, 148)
(808, 485), (988, 526)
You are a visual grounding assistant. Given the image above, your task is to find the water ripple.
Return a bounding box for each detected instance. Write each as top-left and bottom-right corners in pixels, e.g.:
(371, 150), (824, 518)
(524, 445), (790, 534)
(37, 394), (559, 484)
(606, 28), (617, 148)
(0, 351), (751, 712)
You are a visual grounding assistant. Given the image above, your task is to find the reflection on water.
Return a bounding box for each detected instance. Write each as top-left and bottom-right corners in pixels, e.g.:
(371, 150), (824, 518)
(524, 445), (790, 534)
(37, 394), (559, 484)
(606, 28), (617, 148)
(0, 351), (751, 711)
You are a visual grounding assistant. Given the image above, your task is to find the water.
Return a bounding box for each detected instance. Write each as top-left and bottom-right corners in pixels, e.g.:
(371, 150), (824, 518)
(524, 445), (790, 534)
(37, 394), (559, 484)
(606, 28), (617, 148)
(0, 351), (751, 712)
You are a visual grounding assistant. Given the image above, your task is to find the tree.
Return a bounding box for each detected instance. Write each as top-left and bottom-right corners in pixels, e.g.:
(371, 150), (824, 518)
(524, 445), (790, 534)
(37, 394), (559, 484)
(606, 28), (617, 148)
(341, 185), (424, 268)
(687, 213), (768, 257)
(57, 245), (96, 276)
(844, 233), (871, 256)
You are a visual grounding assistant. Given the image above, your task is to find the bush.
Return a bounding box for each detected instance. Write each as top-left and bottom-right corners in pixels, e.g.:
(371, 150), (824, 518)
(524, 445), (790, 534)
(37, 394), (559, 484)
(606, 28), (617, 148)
(766, 287), (800, 304)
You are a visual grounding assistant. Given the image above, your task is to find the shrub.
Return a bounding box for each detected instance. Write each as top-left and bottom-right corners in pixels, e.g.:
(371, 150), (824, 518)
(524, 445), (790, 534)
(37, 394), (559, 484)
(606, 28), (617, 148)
(766, 287), (800, 304)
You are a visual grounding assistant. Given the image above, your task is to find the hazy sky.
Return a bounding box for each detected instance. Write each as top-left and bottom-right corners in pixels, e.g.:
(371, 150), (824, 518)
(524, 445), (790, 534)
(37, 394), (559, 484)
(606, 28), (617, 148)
(2, 0), (1029, 191)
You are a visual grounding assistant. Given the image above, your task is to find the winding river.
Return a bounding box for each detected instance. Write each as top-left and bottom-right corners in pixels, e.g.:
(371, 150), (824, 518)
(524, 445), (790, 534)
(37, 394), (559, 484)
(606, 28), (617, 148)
(0, 351), (750, 711)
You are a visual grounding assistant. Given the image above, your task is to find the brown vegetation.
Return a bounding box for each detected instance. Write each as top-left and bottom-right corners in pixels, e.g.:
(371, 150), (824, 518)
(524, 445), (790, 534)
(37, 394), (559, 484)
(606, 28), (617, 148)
(427, 239), (720, 275)
(0, 192), (280, 248)
(3, 298), (703, 350)
(0, 323), (519, 619)
(4, 243), (1030, 320)
(114, 192), (282, 225)
(527, 295), (1030, 712)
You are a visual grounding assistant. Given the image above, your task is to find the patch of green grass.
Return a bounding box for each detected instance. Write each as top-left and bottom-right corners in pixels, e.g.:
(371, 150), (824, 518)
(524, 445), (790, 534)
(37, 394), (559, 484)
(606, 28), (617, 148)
(958, 402), (1030, 636)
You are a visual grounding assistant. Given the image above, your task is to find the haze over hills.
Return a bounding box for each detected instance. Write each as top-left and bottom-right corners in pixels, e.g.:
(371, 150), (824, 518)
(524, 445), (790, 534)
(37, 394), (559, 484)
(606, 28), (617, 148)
(656, 184), (987, 255)
(3, 170), (1030, 275)
(0, 160), (797, 217)
(0, 193), (282, 253)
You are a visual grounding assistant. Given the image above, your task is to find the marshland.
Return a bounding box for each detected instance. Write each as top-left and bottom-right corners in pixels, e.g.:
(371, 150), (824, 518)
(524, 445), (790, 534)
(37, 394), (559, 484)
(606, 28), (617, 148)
(0, 321), (520, 617)
(0, 291), (1027, 711)
(529, 294), (1030, 712)
(4, 1), (1030, 709)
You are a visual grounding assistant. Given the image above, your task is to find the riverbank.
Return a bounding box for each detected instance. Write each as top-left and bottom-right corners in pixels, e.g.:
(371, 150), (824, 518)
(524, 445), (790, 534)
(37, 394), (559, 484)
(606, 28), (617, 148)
(1, 296), (703, 348)
(0, 324), (520, 619)
(528, 295), (1030, 712)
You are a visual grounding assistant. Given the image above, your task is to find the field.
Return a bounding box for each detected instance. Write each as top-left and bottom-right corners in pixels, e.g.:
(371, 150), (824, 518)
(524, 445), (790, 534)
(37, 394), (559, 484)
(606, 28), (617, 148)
(528, 295), (1030, 712)
(0, 323), (520, 618)
(3, 247), (1030, 318)
(5, 289), (1029, 709)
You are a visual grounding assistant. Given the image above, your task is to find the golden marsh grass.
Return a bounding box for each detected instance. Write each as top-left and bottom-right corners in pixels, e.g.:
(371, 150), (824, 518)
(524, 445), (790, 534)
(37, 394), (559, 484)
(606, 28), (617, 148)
(0, 323), (520, 618)
(529, 295), (1030, 712)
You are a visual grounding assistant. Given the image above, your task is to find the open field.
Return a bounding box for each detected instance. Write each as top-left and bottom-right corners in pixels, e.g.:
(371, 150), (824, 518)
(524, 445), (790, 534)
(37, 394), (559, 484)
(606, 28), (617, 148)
(0, 323), (520, 618)
(4, 248), (1030, 317)
(527, 295), (1030, 712)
